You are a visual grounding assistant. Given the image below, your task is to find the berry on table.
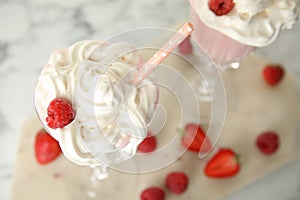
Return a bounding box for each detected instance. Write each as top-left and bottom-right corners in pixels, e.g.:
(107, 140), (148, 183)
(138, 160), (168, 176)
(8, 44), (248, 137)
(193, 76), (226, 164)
(140, 187), (165, 200)
(138, 131), (157, 153)
(262, 64), (285, 86)
(34, 129), (62, 165)
(178, 36), (193, 54)
(165, 172), (189, 194)
(181, 123), (212, 153)
(204, 148), (240, 178)
(256, 131), (280, 155)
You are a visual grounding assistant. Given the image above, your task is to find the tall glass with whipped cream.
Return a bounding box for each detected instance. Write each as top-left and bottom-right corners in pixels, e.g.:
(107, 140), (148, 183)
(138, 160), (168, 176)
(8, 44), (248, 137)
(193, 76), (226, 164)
(34, 40), (159, 169)
(188, 0), (299, 68)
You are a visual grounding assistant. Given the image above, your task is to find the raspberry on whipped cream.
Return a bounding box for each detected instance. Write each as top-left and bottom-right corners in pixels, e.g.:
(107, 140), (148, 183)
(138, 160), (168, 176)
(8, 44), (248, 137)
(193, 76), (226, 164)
(46, 98), (75, 129)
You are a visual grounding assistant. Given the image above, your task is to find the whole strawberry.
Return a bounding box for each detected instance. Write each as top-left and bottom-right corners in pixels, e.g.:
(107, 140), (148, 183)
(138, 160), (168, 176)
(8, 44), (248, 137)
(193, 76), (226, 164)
(263, 64), (285, 86)
(208, 0), (235, 16)
(256, 131), (280, 155)
(204, 148), (240, 178)
(181, 123), (212, 153)
(138, 131), (157, 153)
(140, 187), (165, 200)
(34, 129), (62, 165)
(165, 172), (189, 195)
(46, 98), (75, 129)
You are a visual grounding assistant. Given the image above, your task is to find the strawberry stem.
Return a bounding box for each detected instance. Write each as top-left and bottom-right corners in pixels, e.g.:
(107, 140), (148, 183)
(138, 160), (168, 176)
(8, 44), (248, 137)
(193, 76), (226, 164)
(176, 128), (185, 136)
(40, 128), (47, 134)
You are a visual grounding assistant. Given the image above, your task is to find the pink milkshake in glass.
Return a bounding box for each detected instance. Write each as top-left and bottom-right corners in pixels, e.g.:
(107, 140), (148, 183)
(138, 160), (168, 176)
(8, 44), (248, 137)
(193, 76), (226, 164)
(187, 0), (299, 67)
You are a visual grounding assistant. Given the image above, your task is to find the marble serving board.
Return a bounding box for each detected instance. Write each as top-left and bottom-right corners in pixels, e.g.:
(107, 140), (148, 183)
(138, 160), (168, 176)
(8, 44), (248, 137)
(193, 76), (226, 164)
(9, 53), (300, 200)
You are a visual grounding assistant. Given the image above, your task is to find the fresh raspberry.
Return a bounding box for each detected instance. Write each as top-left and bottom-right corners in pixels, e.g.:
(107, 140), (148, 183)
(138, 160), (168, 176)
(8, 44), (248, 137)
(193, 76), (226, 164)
(165, 172), (189, 194)
(140, 187), (165, 200)
(138, 132), (157, 153)
(178, 36), (193, 54)
(208, 0), (235, 16)
(256, 131), (280, 155)
(46, 98), (75, 129)
(263, 64), (285, 86)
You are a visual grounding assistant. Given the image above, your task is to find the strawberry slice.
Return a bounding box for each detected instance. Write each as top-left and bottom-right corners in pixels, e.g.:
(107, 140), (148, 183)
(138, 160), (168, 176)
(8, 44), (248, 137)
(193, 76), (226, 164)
(34, 129), (62, 165)
(262, 64), (285, 86)
(204, 148), (240, 178)
(181, 123), (212, 153)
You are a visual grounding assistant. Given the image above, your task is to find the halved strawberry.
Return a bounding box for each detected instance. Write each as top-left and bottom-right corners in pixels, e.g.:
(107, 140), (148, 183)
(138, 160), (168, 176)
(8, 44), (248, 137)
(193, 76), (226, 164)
(34, 129), (62, 165)
(204, 148), (240, 178)
(262, 64), (285, 86)
(181, 123), (212, 153)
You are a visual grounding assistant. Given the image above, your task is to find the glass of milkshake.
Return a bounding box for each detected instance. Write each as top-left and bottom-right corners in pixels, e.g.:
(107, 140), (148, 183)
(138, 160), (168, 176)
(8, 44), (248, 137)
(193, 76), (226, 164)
(187, 0), (299, 68)
(34, 22), (195, 171)
(34, 24), (208, 198)
(34, 40), (159, 179)
(181, 0), (299, 108)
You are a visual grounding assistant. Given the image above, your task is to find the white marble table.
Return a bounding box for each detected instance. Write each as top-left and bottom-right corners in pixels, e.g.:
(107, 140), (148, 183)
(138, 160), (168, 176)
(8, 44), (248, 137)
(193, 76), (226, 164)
(0, 0), (299, 199)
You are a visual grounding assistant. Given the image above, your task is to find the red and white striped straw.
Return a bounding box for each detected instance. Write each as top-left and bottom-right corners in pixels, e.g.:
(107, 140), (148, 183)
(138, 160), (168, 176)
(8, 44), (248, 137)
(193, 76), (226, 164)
(132, 22), (194, 84)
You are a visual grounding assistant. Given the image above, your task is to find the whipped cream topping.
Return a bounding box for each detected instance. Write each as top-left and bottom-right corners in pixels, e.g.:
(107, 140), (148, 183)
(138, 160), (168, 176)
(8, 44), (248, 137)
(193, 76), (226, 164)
(35, 40), (158, 166)
(193, 0), (299, 47)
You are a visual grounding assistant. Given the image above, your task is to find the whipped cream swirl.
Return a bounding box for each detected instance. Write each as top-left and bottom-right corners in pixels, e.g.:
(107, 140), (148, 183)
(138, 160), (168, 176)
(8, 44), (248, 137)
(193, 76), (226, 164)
(35, 40), (158, 166)
(193, 0), (300, 46)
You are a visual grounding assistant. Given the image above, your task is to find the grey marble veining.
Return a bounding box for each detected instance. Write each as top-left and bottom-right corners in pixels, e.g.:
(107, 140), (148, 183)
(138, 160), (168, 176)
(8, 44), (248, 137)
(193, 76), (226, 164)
(0, 111), (9, 133)
(0, 43), (8, 64)
(0, 0), (299, 200)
